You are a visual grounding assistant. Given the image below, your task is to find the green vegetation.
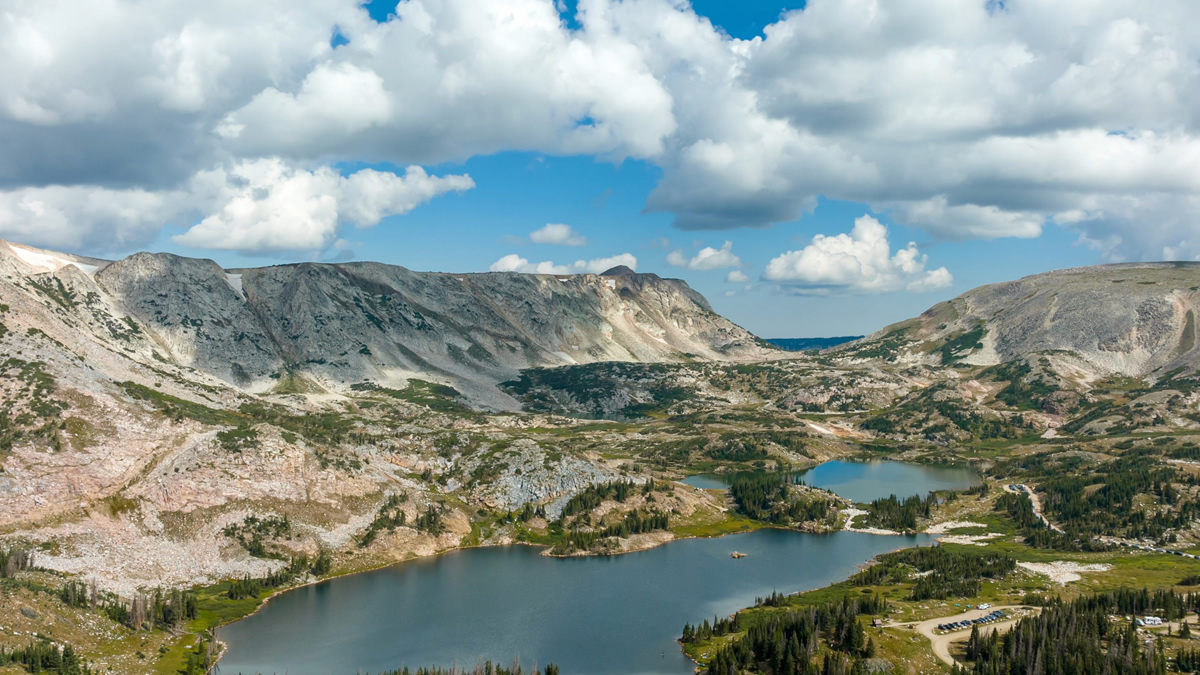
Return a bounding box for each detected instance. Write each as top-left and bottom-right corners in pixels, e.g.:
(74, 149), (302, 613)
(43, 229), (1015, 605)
(860, 493), (936, 531)
(938, 325), (986, 364)
(994, 451), (1199, 545)
(501, 362), (691, 419)
(216, 424), (259, 452)
(984, 360), (1061, 410)
(225, 552), (331, 600)
(695, 594), (888, 674)
(728, 473), (837, 527)
(559, 479), (648, 518)
(121, 381), (358, 449)
(861, 383), (1030, 442)
(1, 358), (68, 451)
(222, 514), (292, 558)
(841, 328), (911, 361)
(955, 589), (1200, 675)
(851, 546), (1016, 600)
(0, 640), (93, 675)
(28, 276), (77, 311)
(120, 381), (236, 426)
(351, 380), (471, 414)
(540, 479), (677, 553)
(359, 493), (410, 548)
(0, 546), (35, 577)
(551, 510), (670, 553)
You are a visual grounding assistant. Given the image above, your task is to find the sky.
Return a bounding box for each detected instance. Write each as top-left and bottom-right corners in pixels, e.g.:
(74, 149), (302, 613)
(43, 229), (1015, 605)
(0, 1), (1197, 337)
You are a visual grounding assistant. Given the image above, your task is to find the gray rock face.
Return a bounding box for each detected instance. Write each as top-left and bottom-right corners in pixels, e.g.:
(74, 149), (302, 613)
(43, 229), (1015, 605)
(857, 262), (1200, 378)
(98, 252), (283, 384)
(0, 239), (772, 403)
(235, 262), (768, 396)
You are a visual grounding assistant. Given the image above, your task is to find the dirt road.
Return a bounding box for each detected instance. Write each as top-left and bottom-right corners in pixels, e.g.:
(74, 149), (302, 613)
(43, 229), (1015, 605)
(1003, 484), (1063, 533)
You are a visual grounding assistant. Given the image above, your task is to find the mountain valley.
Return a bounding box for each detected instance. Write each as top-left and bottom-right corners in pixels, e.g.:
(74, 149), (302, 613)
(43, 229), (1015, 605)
(2, 239), (1200, 674)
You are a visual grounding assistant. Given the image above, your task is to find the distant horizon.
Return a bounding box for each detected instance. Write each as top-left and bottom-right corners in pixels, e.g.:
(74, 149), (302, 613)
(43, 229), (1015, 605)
(6, 233), (1197, 338)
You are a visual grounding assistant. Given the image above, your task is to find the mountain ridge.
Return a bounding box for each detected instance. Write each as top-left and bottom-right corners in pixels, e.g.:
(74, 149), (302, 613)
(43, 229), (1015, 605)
(0, 238), (774, 409)
(842, 261), (1200, 380)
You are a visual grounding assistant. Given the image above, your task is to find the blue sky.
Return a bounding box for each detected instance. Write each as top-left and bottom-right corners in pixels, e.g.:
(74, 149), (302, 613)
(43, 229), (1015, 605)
(151, 150), (1097, 338)
(2, 0), (1195, 338)
(149, 0), (1097, 337)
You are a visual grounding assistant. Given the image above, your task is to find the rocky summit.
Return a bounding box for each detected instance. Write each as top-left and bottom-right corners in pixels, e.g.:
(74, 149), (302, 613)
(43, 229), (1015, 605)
(0, 239), (772, 408)
(848, 262), (1200, 380)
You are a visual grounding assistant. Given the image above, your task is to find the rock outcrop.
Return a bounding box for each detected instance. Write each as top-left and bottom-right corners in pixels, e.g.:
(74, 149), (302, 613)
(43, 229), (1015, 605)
(847, 262), (1200, 379)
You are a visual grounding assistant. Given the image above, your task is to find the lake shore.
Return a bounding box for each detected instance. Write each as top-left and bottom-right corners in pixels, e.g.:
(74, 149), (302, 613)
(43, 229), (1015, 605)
(212, 528), (938, 675)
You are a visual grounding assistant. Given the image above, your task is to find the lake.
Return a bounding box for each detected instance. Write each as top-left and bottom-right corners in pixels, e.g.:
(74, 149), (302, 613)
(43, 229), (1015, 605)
(681, 460), (980, 504)
(216, 530), (932, 675)
(217, 459), (969, 675)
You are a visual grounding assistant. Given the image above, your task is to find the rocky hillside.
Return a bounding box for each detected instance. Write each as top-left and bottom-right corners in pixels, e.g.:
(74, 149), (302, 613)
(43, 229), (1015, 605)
(0, 239), (773, 407)
(3, 235), (1199, 602)
(0, 237), (780, 594)
(842, 263), (1200, 381)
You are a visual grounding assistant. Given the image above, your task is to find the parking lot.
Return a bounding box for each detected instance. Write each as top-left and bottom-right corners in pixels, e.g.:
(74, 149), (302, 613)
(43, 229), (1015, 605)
(903, 605), (1040, 666)
(935, 608), (1006, 633)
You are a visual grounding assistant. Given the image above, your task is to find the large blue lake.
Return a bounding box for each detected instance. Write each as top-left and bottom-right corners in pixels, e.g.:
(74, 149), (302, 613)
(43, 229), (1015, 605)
(217, 460), (967, 675)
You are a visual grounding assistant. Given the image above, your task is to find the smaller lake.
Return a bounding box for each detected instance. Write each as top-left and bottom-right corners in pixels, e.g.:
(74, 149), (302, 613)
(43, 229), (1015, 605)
(681, 460), (979, 504)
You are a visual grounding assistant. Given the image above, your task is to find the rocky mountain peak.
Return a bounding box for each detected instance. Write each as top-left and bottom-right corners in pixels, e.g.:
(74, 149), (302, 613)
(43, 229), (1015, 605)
(0, 239), (774, 407)
(599, 265), (637, 276)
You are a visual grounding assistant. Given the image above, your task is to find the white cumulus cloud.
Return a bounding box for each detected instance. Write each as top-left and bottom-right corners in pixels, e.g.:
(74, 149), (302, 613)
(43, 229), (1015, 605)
(0, 160), (473, 256)
(489, 252), (637, 275)
(4, 0), (1200, 260)
(172, 160), (473, 254)
(529, 223), (587, 246)
(726, 270), (750, 283)
(0, 185), (179, 253)
(763, 215), (953, 294)
(666, 240), (742, 270)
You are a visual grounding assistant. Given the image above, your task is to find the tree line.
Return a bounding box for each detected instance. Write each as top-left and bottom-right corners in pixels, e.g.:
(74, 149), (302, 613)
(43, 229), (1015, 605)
(699, 594), (886, 675)
(861, 493), (935, 531)
(551, 509), (669, 553)
(222, 514), (292, 558)
(361, 493), (411, 547)
(0, 641), (92, 675)
(227, 550), (333, 600)
(559, 479), (660, 519)
(994, 451), (1200, 546)
(59, 581), (197, 631)
(955, 588), (1200, 675)
(1, 545), (35, 577)
(359, 494), (447, 547)
(728, 473), (835, 526)
(501, 502), (547, 524)
(850, 546), (1017, 601)
(681, 613), (739, 643)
